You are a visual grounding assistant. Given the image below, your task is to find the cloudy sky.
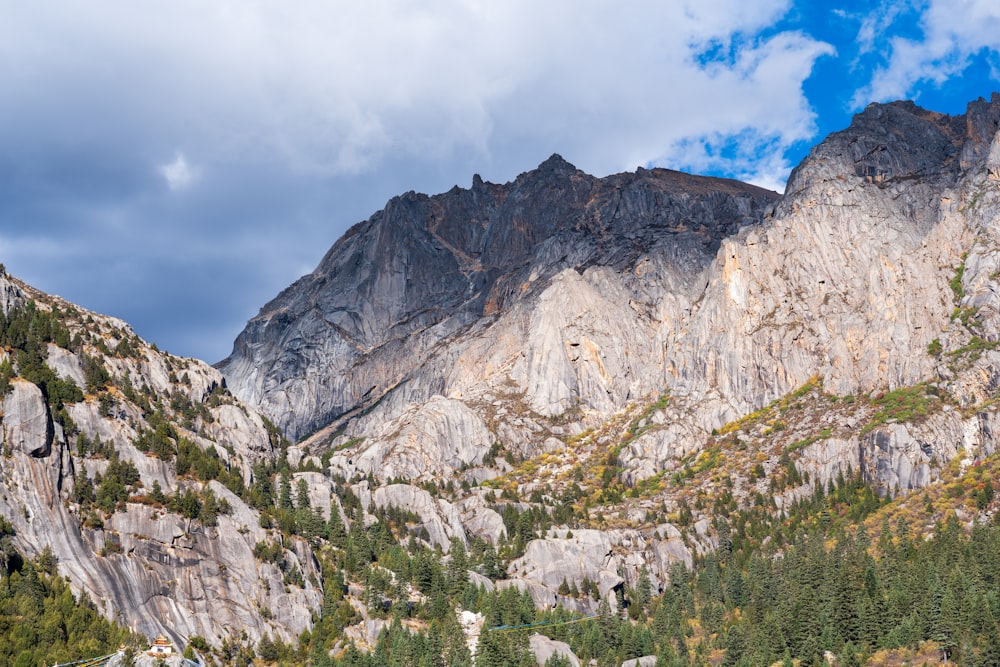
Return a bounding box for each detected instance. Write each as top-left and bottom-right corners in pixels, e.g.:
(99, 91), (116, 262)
(2, 0), (1000, 363)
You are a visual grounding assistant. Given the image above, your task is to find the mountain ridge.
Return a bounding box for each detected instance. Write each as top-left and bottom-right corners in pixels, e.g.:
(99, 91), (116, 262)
(218, 92), (1000, 550)
(0, 270), (322, 649)
(218, 153), (778, 442)
(3, 94), (1000, 664)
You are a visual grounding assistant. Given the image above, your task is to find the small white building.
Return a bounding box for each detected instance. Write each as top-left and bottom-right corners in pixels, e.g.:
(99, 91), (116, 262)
(147, 636), (174, 657)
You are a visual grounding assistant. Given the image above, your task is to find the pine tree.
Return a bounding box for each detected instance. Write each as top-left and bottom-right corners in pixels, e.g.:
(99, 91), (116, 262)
(326, 503), (347, 547)
(296, 478), (311, 509)
(636, 565), (653, 611)
(838, 642), (861, 667)
(721, 624), (746, 667)
(279, 473), (293, 510)
(199, 488), (219, 526)
(724, 564), (744, 608)
(73, 469), (95, 505)
(0, 358), (14, 396)
(976, 626), (1000, 667)
(447, 537), (469, 598)
(655, 641), (679, 667)
(251, 462), (274, 508)
(480, 543), (502, 580)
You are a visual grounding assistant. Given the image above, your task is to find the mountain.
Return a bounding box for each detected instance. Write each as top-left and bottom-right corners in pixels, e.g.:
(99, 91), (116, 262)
(4, 93), (1000, 665)
(222, 95), (1000, 495)
(218, 155), (776, 444)
(0, 271), (321, 650)
(220, 91), (1000, 625)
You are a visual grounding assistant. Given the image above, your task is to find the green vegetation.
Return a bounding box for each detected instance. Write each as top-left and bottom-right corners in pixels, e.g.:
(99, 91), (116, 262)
(81, 353), (110, 393)
(950, 253), (967, 301)
(860, 383), (942, 435)
(240, 460), (999, 667)
(952, 305), (979, 326)
(948, 335), (1000, 362)
(623, 393), (670, 444)
(787, 427), (832, 452)
(672, 446), (724, 484)
(715, 376), (822, 437)
(0, 301), (84, 435)
(0, 518), (142, 664)
(333, 436), (366, 452)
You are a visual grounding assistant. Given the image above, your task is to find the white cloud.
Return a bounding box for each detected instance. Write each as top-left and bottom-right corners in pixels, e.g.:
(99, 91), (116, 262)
(853, 0), (1000, 106)
(0, 0), (830, 182)
(854, 0), (910, 56)
(159, 153), (196, 191)
(0, 0), (837, 359)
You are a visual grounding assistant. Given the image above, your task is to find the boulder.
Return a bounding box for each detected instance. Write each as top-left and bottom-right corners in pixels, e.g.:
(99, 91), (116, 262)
(528, 633), (580, 667)
(456, 494), (507, 544)
(621, 657), (657, 667)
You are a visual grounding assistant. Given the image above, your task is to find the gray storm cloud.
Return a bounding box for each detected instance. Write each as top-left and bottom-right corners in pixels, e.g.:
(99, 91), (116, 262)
(3, 0), (989, 361)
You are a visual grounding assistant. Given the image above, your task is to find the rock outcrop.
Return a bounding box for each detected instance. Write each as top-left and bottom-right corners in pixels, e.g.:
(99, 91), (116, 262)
(0, 269), (23, 315)
(0, 276), (320, 648)
(329, 396), (494, 482)
(1, 379), (53, 457)
(505, 526), (700, 610)
(621, 657), (657, 667)
(367, 483), (467, 551)
(528, 633), (580, 666)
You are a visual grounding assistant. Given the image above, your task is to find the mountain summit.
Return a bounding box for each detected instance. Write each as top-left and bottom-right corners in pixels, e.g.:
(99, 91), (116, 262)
(219, 155), (776, 442)
(220, 94), (1000, 498)
(5, 95), (1000, 663)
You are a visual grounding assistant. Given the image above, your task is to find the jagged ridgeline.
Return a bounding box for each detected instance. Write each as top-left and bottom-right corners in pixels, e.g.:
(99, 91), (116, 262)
(2, 94), (1000, 666)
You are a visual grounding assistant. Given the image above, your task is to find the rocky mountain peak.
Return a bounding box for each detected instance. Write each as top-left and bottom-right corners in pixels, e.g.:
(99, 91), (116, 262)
(786, 95), (1000, 196)
(219, 155), (776, 440)
(218, 92), (1000, 515)
(534, 152), (579, 176)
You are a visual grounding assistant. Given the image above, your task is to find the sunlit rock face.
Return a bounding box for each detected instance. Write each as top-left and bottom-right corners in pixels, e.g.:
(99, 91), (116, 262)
(0, 273), (320, 648)
(219, 154), (775, 467)
(221, 97), (1000, 497)
(8, 94), (1000, 649)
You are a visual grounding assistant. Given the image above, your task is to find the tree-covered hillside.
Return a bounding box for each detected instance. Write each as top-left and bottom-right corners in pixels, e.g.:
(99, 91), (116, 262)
(0, 517), (140, 667)
(2, 255), (1000, 667)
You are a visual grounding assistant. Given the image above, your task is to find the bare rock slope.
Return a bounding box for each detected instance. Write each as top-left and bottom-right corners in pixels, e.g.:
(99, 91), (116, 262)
(223, 96), (1000, 494)
(219, 156), (776, 442)
(0, 272), (320, 648)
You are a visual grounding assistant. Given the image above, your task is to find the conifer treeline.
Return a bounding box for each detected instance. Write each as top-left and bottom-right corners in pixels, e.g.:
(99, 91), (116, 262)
(256, 492), (1000, 666)
(0, 517), (140, 665)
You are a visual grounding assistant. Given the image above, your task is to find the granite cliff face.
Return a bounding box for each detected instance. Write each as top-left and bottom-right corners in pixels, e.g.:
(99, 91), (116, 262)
(223, 96), (1000, 484)
(0, 273), (320, 649)
(219, 157), (775, 442)
(672, 100), (969, 417)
